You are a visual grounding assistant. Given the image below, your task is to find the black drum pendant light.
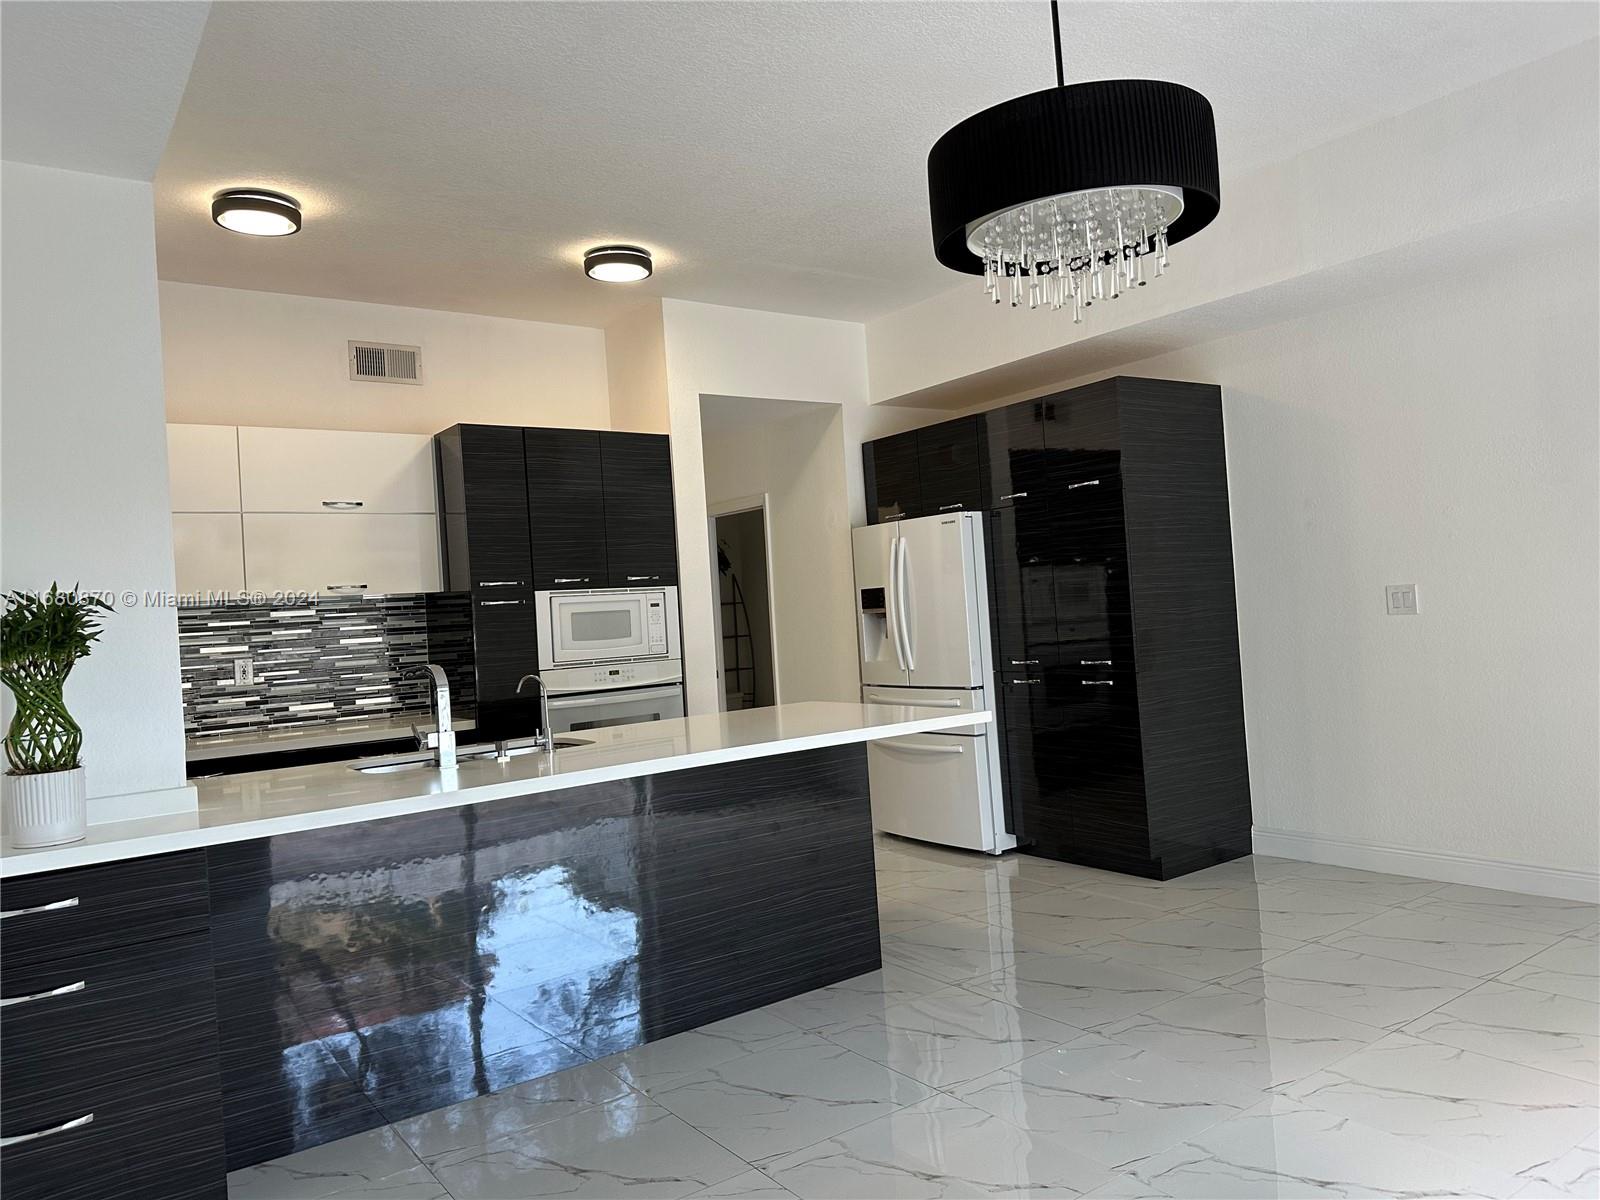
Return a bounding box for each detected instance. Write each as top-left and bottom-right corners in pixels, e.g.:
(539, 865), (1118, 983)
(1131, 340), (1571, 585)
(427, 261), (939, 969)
(927, 1), (1219, 321)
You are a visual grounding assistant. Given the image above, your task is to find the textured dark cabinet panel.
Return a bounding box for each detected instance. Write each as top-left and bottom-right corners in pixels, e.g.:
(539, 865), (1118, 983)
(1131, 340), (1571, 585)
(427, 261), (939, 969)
(599, 432), (678, 586)
(437, 424), (534, 589)
(863, 429), (922, 523)
(0, 850), (208, 970)
(916, 416), (985, 514)
(982, 400), (1048, 509)
(525, 427), (608, 589)
(206, 744), (877, 1167)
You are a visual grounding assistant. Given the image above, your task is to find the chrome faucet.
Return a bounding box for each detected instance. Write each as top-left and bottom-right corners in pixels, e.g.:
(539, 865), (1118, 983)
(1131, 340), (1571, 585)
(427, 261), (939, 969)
(404, 663), (457, 769)
(516, 673), (555, 753)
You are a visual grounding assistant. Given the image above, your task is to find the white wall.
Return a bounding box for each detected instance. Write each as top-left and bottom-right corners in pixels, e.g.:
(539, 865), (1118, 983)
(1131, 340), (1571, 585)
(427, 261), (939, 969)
(2, 162), (191, 815)
(945, 244), (1597, 888)
(160, 282), (611, 433)
(658, 299), (874, 713)
(702, 404), (858, 709)
(605, 301), (671, 433)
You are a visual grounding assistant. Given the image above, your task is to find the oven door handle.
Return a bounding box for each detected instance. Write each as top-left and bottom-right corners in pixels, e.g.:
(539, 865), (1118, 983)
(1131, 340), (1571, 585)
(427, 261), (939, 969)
(548, 685), (684, 709)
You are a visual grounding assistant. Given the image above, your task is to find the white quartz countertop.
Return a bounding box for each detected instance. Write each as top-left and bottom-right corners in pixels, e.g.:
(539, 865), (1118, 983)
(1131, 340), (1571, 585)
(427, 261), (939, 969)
(186, 715), (473, 762)
(1, 702), (988, 877)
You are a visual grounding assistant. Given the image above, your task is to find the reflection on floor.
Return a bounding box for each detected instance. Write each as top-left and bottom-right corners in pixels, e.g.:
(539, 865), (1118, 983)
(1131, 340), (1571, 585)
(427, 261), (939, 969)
(227, 835), (1600, 1199)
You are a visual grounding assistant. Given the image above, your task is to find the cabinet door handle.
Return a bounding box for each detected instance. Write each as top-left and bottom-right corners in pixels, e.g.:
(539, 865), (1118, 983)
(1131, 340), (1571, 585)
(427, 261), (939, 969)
(1009, 678), (1041, 685)
(1000, 492), (1028, 500)
(1067, 478), (1101, 490)
(479, 599), (524, 607)
(0, 1112), (94, 1148)
(326, 583), (368, 591)
(625, 576), (659, 582)
(321, 500), (364, 509)
(1009, 659), (1039, 666)
(938, 503), (963, 511)
(0, 896), (78, 921)
(1080, 679), (1115, 686)
(0, 979), (85, 1009)
(553, 577), (590, 585)
(1080, 659), (1112, 666)
(477, 580), (524, 588)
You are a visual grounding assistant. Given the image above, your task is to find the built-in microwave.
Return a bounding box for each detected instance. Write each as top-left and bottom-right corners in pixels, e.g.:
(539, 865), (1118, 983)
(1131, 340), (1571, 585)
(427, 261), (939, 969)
(534, 586), (681, 668)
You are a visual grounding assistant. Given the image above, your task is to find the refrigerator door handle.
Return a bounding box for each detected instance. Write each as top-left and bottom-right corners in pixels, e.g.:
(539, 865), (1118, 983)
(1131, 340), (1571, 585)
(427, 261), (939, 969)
(879, 738), (964, 755)
(897, 535), (917, 671)
(886, 533), (906, 672)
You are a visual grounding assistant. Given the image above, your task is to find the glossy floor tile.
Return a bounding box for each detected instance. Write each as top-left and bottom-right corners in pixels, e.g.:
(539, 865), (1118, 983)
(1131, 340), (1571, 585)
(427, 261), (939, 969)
(234, 843), (1599, 1199)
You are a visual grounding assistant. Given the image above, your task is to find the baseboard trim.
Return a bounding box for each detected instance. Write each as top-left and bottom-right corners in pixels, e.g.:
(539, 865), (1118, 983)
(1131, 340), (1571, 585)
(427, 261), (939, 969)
(1252, 827), (1600, 903)
(89, 783), (198, 824)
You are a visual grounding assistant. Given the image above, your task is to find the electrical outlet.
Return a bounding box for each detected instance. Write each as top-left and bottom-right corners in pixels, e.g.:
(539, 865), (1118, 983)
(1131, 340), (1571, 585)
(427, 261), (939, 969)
(233, 658), (255, 686)
(1385, 583), (1420, 616)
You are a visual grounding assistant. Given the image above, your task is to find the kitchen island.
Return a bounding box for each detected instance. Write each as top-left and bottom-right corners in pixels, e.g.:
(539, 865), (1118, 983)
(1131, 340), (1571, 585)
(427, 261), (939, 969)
(0, 702), (984, 1198)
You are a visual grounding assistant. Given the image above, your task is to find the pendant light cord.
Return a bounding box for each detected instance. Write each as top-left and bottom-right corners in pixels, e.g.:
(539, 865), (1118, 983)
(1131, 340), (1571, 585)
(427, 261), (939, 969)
(1050, 0), (1064, 87)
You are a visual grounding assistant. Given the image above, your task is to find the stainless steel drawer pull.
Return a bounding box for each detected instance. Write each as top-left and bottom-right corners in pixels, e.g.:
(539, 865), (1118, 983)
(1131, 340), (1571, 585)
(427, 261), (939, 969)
(1009, 677), (1041, 685)
(938, 503), (963, 511)
(882, 740), (965, 755)
(1080, 659), (1112, 666)
(326, 583), (368, 591)
(625, 576), (660, 582)
(0, 896), (79, 921)
(866, 696), (963, 708)
(321, 500), (364, 509)
(0, 1112), (94, 1148)
(1009, 659), (1039, 666)
(0, 980), (86, 1009)
(1081, 680), (1115, 686)
(1067, 478), (1101, 490)
(478, 580), (524, 588)
(553, 577), (590, 584)
(1000, 491), (1028, 500)
(479, 599), (524, 607)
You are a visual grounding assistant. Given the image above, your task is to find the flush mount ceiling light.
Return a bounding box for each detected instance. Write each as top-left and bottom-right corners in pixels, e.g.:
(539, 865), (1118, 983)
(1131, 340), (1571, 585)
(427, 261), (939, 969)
(584, 245), (653, 283)
(212, 188), (302, 237)
(927, 1), (1219, 321)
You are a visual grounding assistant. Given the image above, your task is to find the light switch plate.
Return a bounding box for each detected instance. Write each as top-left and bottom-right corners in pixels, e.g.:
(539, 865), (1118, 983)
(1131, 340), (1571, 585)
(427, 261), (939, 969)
(1385, 583), (1420, 616)
(233, 658), (255, 685)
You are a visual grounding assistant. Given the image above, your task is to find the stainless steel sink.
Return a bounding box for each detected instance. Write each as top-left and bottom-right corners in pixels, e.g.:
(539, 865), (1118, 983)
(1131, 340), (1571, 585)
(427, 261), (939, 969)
(350, 737), (592, 773)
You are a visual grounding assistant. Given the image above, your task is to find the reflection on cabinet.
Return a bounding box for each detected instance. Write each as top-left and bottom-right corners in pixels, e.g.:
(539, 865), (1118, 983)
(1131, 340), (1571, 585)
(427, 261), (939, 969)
(862, 429), (921, 522)
(872, 377), (1250, 879)
(167, 425), (241, 512)
(599, 432), (677, 586)
(237, 428), (435, 514)
(862, 419), (984, 521)
(242, 514), (441, 597)
(172, 513), (244, 597)
(524, 428), (608, 589)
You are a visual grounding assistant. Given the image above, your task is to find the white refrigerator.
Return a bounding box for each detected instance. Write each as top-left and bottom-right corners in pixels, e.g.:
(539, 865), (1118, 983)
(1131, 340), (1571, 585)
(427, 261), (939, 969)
(852, 512), (1014, 854)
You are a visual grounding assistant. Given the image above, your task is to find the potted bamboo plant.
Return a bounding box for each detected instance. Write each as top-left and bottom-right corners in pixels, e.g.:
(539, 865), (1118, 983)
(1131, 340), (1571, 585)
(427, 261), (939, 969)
(2, 585), (110, 847)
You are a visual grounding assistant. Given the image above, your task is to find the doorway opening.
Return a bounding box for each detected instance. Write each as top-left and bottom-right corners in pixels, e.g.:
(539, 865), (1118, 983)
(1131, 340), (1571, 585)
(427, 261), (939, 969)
(710, 502), (777, 711)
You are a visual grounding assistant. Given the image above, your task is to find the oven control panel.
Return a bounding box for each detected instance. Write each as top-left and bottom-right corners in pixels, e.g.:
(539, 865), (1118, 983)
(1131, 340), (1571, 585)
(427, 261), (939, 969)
(542, 657), (683, 693)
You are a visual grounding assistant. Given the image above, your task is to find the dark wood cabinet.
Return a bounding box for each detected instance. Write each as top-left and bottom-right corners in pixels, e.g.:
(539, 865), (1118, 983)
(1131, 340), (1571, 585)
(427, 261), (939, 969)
(862, 429), (922, 523)
(600, 432), (677, 586)
(922, 378), (1250, 878)
(524, 428), (608, 589)
(916, 416), (985, 515)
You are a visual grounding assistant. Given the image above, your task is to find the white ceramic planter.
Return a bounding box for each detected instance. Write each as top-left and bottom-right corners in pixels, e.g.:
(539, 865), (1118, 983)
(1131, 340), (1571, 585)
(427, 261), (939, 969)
(4, 766), (87, 847)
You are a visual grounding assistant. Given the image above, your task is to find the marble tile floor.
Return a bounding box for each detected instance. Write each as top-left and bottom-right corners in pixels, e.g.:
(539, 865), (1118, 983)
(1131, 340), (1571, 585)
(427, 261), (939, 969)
(229, 837), (1599, 1199)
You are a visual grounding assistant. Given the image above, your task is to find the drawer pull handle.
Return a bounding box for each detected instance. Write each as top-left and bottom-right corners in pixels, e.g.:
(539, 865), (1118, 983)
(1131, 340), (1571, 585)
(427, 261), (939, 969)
(0, 980), (85, 1009)
(553, 578), (590, 584)
(326, 583), (368, 591)
(321, 500), (364, 509)
(625, 576), (660, 582)
(866, 696), (963, 709)
(0, 1112), (94, 1148)
(1009, 659), (1039, 666)
(1081, 680), (1114, 686)
(1067, 478), (1101, 490)
(1000, 491), (1028, 500)
(1080, 659), (1112, 666)
(479, 599), (524, 607)
(881, 740), (965, 755)
(478, 580), (524, 588)
(0, 896), (79, 921)
(1009, 678), (1041, 685)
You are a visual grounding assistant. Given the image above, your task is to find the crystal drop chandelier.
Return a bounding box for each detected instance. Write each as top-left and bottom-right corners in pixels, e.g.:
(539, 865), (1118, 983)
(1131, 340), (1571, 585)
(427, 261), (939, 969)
(926, 2), (1220, 322)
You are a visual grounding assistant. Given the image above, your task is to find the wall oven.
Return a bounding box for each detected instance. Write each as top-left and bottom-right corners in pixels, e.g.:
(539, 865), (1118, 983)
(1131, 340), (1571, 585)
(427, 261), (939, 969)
(535, 586), (680, 669)
(546, 682), (686, 734)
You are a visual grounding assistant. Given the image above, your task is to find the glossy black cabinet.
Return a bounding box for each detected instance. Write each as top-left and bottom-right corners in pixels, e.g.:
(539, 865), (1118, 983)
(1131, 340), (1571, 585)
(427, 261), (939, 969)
(916, 416), (985, 514)
(524, 428), (608, 589)
(862, 429), (922, 522)
(880, 377), (1251, 878)
(600, 432), (677, 586)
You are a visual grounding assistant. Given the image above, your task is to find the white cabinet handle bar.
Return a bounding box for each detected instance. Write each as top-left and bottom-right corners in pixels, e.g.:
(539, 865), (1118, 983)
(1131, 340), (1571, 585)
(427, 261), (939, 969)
(0, 1112), (94, 1148)
(1, 896), (79, 920)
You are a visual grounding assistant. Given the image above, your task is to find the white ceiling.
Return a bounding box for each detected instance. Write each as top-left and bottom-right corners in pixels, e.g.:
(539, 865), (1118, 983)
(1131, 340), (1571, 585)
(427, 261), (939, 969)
(153, 1), (1597, 327)
(2, 1), (210, 180)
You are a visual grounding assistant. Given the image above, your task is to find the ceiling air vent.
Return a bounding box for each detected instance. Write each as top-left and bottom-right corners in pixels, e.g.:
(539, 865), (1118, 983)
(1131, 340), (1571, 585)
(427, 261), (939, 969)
(349, 341), (422, 385)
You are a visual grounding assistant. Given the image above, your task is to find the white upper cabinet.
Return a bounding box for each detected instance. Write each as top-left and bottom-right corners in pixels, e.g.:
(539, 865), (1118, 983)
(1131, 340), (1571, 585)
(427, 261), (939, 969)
(243, 514), (441, 597)
(168, 424), (242, 512)
(237, 427), (436, 514)
(173, 513), (246, 597)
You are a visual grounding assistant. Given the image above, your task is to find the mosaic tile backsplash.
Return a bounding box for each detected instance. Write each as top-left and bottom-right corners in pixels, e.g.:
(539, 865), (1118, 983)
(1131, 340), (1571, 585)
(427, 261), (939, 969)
(180, 593), (475, 741)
